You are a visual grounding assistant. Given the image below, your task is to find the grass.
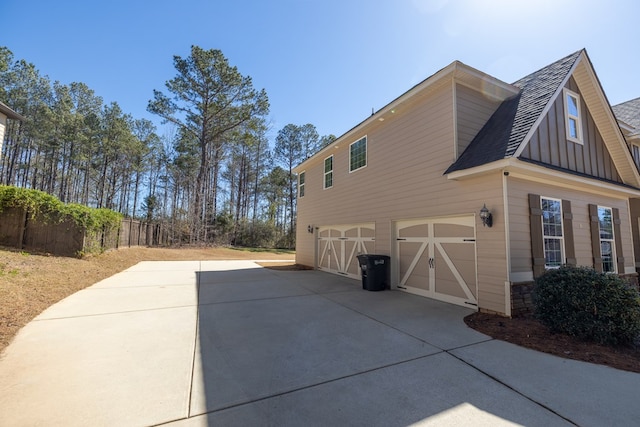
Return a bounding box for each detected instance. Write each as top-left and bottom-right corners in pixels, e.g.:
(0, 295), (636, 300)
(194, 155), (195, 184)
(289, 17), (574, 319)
(0, 245), (295, 353)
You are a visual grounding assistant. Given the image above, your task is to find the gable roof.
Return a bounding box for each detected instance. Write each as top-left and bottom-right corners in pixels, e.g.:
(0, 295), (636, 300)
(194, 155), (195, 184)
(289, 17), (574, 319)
(294, 60), (518, 174)
(447, 50), (640, 188)
(445, 50), (582, 173)
(612, 97), (640, 135)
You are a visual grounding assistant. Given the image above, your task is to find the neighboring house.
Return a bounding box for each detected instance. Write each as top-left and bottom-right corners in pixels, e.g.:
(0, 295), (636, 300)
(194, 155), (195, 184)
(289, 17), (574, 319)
(613, 97), (640, 167)
(0, 101), (25, 160)
(293, 49), (640, 316)
(612, 97), (640, 280)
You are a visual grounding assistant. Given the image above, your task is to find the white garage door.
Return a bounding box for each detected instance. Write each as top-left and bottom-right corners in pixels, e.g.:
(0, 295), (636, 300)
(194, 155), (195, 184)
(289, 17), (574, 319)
(317, 224), (375, 279)
(395, 216), (477, 308)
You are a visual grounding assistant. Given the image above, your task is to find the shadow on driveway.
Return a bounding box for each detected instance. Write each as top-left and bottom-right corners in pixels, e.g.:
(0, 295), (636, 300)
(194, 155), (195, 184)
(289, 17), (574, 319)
(187, 265), (571, 426)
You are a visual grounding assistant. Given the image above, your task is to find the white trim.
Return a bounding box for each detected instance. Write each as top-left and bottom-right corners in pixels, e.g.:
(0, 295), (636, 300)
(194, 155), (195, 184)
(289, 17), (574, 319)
(452, 80), (459, 160)
(349, 136), (367, 173)
(563, 88), (584, 144)
(540, 196), (565, 269)
(323, 155), (333, 189)
(502, 170), (512, 316)
(597, 205), (617, 273)
(447, 157), (640, 199)
(514, 53), (583, 158)
(298, 171), (306, 198)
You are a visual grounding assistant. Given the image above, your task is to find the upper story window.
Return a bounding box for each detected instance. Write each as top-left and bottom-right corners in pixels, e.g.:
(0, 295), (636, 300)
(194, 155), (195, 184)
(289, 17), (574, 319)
(324, 155), (333, 189)
(563, 88), (583, 144)
(349, 136), (367, 172)
(632, 144), (640, 170)
(541, 197), (564, 268)
(598, 206), (616, 273)
(298, 171), (305, 198)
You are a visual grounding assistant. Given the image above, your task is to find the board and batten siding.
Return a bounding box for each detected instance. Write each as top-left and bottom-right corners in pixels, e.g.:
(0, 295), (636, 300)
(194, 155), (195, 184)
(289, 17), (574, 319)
(507, 177), (635, 277)
(296, 81), (510, 314)
(520, 78), (622, 183)
(455, 83), (502, 158)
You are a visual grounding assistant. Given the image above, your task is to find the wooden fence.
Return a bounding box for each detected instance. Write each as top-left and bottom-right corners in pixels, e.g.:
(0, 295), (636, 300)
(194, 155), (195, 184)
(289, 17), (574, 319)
(0, 207), (167, 256)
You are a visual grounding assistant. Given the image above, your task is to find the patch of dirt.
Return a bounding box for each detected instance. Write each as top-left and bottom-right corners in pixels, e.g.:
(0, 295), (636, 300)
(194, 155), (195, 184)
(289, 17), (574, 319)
(0, 246), (294, 353)
(465, 312), (640, 374)
(258, 262), (313, 271)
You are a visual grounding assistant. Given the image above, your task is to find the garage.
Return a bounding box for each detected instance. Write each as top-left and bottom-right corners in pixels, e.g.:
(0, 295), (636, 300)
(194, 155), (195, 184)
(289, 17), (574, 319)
(395, 216), (478, 308)
(317, 224), (375, 279)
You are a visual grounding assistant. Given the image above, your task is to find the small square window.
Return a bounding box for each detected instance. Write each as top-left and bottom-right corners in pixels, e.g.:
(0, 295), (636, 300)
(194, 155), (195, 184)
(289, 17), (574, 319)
(349, 136), (367, 172)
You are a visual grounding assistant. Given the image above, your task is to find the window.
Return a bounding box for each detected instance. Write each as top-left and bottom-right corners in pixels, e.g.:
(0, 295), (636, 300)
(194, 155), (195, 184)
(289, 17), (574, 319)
(632, 144), (640, 169)
(598, 206), (616, 273)
(564, 88), (583, 143)
(349, 136), (367, 172)
(541, 197), (564, 268)
(298, 171), (305, 197)
(324, 155), (333, 189)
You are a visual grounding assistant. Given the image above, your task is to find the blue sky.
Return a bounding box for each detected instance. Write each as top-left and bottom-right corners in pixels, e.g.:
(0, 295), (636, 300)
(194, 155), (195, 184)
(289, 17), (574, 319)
(2, 0), (639, 142)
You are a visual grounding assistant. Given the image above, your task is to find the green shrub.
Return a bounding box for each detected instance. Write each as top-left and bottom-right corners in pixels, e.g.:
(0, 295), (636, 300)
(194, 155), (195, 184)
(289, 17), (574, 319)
(533, 265), (640, 345)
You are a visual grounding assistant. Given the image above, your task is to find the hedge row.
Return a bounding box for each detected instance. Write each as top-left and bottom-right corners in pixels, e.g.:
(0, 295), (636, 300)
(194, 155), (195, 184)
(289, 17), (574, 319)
(0, 185), (122, 234)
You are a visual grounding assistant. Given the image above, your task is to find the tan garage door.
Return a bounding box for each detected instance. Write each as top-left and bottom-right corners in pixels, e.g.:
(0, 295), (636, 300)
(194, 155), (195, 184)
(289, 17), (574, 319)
(317, 224), (375, 279)
(395, 216), (477, 307)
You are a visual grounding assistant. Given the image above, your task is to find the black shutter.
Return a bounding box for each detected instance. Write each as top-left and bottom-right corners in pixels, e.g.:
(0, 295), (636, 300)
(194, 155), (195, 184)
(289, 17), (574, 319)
(562, 200), (576, 266)
(613, 208), (625, 273)
(529, 194), (545, 278)
(589, 204), (603, 273)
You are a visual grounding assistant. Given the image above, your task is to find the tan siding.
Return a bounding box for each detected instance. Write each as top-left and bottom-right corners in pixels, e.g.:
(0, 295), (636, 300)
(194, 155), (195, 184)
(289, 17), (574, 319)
(508, 177), (634, 275)
(630, 199), (640, 268)
(520, 78), (622, 182)
(0, 114), (7, 158)
(455, 83), (501, 158)
(296, 82), (509, 313)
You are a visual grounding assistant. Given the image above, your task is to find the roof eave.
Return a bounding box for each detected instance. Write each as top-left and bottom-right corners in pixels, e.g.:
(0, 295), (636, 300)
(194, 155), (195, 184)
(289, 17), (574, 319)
(447, 158), (640, 198)
(0, 102), (25, 121)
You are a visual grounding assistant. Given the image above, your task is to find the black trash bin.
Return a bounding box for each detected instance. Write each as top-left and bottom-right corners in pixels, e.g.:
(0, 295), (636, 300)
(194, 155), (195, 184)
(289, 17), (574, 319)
(356, 254), (390, 291)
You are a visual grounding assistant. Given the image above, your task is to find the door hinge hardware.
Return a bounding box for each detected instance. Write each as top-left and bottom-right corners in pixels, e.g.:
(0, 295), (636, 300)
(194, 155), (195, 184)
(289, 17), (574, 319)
(463, 239), (476, 242)
(397, 238), (407, 241)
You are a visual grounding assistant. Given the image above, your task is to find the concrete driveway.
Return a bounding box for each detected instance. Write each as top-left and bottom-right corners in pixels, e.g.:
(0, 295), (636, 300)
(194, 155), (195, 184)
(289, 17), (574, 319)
(0, 261), (638, 426)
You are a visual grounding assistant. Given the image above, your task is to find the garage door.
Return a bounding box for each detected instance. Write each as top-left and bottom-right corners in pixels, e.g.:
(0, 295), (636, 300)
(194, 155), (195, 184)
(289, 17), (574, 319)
(395, 216), (477, 307)
(317, 224), (375, 279)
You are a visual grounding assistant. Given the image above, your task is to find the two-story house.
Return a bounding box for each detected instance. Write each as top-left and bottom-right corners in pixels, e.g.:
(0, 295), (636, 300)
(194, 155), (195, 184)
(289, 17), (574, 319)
(0, 101), (24, 160)
(293, 49), (640, 316)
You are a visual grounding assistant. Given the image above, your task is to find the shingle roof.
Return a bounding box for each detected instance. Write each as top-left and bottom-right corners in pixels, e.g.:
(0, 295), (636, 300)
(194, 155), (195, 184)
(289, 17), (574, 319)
(612, 97), (640, 133)
(445, 50), (583, 174)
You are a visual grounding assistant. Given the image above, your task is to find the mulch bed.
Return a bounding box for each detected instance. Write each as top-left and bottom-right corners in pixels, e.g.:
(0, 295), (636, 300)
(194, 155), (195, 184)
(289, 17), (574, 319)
(464, 312), (640, 373)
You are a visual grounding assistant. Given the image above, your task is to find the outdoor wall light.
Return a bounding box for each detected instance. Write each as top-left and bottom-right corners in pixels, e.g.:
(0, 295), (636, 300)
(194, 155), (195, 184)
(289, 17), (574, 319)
(307, 225), (314, 234)
(480, 204), (493, 228)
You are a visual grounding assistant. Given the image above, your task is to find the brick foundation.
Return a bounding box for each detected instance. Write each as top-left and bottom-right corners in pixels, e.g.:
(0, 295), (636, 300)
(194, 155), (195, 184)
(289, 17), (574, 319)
(510, 281), (535, 317)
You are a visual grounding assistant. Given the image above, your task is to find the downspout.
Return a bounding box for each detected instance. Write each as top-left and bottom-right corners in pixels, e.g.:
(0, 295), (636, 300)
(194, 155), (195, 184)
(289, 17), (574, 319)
(502, 169), (512, 317)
